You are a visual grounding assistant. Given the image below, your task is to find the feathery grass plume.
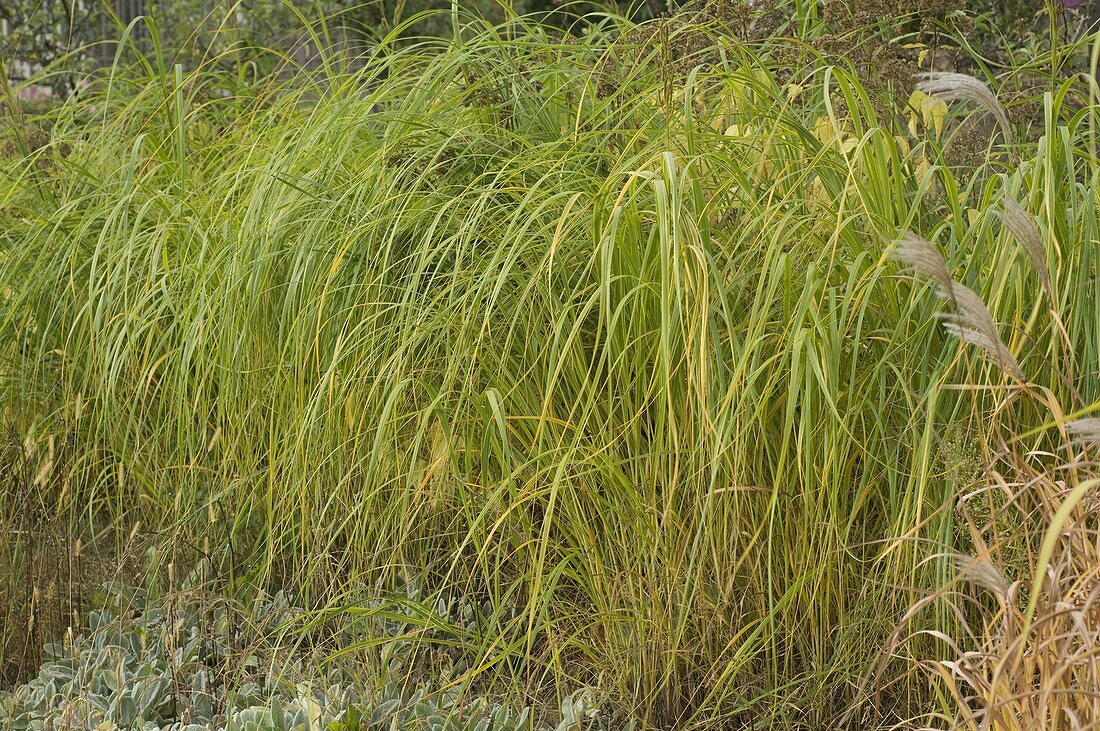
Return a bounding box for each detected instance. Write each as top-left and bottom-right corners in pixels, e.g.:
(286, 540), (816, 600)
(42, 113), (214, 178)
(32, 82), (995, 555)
(939, 318), (1025, 382)
(945, 283), (999, 335)
(951, 553), (1009, 599)
(995, 199), (1051, 301)
(1066, 418), (1100, 444)
(937, 283), (1025, 383)
(914, 71), (1012, 144)
(889, 233), (1024, 380)
(889, 231), (955, 301)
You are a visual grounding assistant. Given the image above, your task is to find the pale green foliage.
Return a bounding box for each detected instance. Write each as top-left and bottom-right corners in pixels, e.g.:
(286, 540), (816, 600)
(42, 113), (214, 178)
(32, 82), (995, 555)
(0, 574), (590, 731)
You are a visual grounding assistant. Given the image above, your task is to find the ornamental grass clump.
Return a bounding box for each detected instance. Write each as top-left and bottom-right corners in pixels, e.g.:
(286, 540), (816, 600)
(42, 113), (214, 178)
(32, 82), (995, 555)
(883, 53), (1100, 731)
(2, 5), (1100, 729)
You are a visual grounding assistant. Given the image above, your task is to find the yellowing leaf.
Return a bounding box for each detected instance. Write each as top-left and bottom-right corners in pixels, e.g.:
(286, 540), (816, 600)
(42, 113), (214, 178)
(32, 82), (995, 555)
(785, 83), (803, 102)
(923, 97), (948, 138)
(724, 124), (755, 138)
(915, 155), (932, 182)
(906, 89), (948, 139)
(812, 116), (838, 146)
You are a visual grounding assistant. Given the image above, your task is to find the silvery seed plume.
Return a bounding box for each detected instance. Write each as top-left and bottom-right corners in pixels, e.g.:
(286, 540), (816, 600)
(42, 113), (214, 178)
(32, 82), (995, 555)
(994, 199), (1051, 301)
(952, 553), (1009, 599)
(941, 282), (999, 339)
(890, 232), (955, 300)
(915, 72), (1012, 144)
(939, 315), (1025, 383)
(937, 282), (1023, 381)
(1066, 418), (1100, 445)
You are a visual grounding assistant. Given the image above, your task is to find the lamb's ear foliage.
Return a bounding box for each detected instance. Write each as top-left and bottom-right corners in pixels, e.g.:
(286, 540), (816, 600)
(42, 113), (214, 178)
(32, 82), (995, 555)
(1, 580), (544, 730)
